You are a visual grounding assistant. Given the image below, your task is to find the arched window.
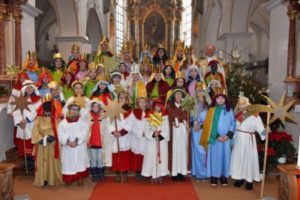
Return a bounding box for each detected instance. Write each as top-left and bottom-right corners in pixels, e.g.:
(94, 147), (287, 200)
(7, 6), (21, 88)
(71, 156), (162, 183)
(181, 0), (192, 46)
(115, 0), (127, 54)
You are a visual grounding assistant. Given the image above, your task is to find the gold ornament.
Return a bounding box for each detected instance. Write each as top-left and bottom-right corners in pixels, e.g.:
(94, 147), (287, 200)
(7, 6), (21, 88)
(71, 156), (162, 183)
(73, 95), (86, 108)
(181, 96), (195, 112)
(102, 98), (126, 123)
(148, 112), (163, 127)
(5, 65), (21, 77)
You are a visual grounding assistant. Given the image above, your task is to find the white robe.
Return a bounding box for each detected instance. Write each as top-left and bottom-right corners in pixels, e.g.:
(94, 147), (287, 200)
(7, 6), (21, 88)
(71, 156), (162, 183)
(171, 121), (189, 176)
(12, 97), (41, 140)
(142, 116), (170, 178)
(131, 112), (147, 155)
(58, 117), (90, 175)
(101, 117), (114, 167)
(108, 112), (133, 153)
(230, 115), (265, 182)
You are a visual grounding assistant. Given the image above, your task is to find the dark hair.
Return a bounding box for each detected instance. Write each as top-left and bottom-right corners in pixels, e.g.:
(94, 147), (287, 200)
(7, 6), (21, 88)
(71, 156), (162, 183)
(153, 48), (168, 65)
(210, 94), (231, 112)
(163, 65), (175, 79)
(49, 58), (66, 72)
(91, 86), (110, 97)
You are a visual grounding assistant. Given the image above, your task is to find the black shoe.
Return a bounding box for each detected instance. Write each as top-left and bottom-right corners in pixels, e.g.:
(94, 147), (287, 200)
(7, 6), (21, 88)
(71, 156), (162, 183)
(245, 182), (253, 190)
(91, 167), (97, 182)
(135, 172), (142, 181)
(178, 174), (185, 182)
(99, 167), (105, 181)
(210, 177), (217, 187)
(115, 172), (121, 182)
(27, 157), (35, 171)
(220, 176), (228, 186)
(234, 180), (244, 187)
(124, 171), (128, 182)
(172, 176), (178, 182)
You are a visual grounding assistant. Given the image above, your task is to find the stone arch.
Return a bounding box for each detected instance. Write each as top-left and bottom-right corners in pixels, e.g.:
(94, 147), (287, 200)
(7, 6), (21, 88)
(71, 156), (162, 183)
(204, 1), (221, 46)
(86, 8), (103, 55)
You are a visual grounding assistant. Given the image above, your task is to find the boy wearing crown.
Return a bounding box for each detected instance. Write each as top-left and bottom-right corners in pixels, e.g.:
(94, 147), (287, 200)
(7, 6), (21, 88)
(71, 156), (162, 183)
(48, 81), (65, 118)
(11, 80), (42, 171)
(93, 37), (113, 63)
(23, 51), (40, 83)
(230, 94), (266, 190)
(58, 101), (90, 186)
(172, 40), (185, 73)
(67, 44), (80, 75)
(32, 94), (63, 187)
(166, 89), (190, 182)
(200, 87), (236, 187)
(83, 63), (99, 98)
(130, 81), (150, 181)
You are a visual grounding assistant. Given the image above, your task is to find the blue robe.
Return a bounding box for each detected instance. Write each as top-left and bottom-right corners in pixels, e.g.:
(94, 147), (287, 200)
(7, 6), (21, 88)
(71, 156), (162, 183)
(38, 87), (50, 97)
(25, 71), (38, 83)
(206, 107), (236, 178)
(191, 110), (207, 179)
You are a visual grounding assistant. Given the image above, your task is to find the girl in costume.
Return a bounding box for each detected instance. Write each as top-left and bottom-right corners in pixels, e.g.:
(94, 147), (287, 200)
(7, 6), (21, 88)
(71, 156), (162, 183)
(141, 99), (170, 183)
(61, 71), (75, 100)
(83, 64), (99, 98)
(140, 57), (153, 84)
(91, 76), (114, 105)
(36, 68), (53, 97)
(162, 63), (175, 87)
(186, 65), (203, 97)
(166, 89), (189, 182)
(75, 55), (88, 80)
(22, 51), (39, 83)
(200, 87), (236, 187)
(152, 44), (168, 68)
(50, 53), (66, 84)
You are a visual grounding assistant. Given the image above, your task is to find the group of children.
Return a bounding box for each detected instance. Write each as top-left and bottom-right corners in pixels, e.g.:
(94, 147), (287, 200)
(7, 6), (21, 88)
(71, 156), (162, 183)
(7, 37), (267, 191)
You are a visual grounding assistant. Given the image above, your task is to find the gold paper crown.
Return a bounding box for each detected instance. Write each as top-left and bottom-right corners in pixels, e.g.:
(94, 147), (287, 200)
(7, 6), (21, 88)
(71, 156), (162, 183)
(195, 81), (207, 91)
(53, 53), (63, 59)
(88, 62), (98, 71)
(121, 41), (133, 53)
(176, 40), (185, 50)
(185, 45), (193, 54)
(175, 71), (185, 80)
(79, 53), (87, 60)
(71, 44), (80, 53)
(67, 101), (81, 110)
(71, 80), (84, 89)
(157, 43), (164, 49)
(48, 81), (59, 89)
(97, 74), (109, 83)
(100, 36), (110, 45)
(26, 51), (37, 60)
(165, 59), (173, 67)
(213, 86), (225, 96)
(115, 86), (127, 96)
(143, 44), (150, 51)
(136, 80), (147, 99)
(42, 93), (52, 103)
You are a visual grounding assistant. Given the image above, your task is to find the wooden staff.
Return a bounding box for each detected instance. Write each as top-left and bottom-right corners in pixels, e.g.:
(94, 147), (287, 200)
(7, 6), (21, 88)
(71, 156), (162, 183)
(21, 112), (29, 174)
(259, 106), (271, 199)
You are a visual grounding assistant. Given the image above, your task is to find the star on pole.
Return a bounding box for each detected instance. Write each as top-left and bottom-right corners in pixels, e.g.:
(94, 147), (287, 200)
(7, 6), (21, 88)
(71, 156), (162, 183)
(102, 98), (126, 123)
(10, 95), (33, 114)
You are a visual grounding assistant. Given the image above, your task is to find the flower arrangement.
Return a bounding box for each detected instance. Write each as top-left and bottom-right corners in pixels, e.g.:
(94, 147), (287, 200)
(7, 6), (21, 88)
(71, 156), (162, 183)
(256, 128), (296, 173)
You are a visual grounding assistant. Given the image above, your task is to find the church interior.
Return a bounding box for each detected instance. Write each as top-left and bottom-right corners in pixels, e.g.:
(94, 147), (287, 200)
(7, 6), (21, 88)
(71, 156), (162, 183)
(0, 0), (299, 199)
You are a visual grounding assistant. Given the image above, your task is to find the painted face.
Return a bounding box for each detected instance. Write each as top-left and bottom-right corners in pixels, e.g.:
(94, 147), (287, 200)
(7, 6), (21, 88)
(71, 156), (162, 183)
(89, 69), (97, 79)
(176, 78), (184, 87)
(206, 45), (215, 57)
(216, 95), (225, 105)
(69, 105), (80, 117)
(92, 103), (101, 113)
(50, 87), (60, 98)
(25, 86), (34, 95)
(154, 73), (162, 82)
(73, 83), (83, 96)
(55, 59), (62, 69)
(138, 98), (146, 110)
(175, 91), (183, 102)
(99, 82), (107, 90)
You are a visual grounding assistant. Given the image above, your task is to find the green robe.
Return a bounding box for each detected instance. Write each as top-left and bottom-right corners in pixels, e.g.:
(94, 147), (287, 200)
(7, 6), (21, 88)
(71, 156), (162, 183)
(52, 69), (64, 84)
(62, 85), (74, 100)
(84, 79), (98, 98)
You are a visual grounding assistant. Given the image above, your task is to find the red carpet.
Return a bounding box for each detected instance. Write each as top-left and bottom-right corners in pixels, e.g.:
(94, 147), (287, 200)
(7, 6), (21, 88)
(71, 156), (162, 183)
(89, 177), (199, 200)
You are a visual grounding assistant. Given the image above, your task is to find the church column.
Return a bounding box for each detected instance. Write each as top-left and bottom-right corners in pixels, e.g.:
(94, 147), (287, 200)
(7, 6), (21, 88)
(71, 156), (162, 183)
(169, 15), (176, 56)
(286, 3), (299, 79)
(13, 3), (23, 67)
(0, 0), (6, 75)
(134, 16), (140, 59)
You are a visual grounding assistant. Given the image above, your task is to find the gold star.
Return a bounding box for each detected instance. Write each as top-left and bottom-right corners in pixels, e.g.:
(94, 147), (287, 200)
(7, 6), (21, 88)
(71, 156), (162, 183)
(10, 95), (33, 114)
(148, 113), (163, 127)
(263, 92), (297, 124)
(102, 98), (126, 123)
(73, 95), (86, 108)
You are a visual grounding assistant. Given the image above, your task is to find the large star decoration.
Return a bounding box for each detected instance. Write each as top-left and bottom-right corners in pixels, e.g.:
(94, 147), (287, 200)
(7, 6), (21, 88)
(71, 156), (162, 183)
(245, 92), (297, 124)
(10, 95), (33, 114)
(263, 92), (297, 124)
(102, 98), (125, 123)
(181, 96), (195, 112)
(148, 113), (163, 127)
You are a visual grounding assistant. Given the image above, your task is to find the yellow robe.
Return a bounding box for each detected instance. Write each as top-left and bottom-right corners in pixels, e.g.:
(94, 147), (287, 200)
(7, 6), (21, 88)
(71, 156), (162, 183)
(32, 117), (63, 187)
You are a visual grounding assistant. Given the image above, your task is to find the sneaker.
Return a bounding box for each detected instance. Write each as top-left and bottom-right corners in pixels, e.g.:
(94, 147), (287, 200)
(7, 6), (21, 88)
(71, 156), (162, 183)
(220, 176), (228, 187)
(210, 177), (217, 187)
